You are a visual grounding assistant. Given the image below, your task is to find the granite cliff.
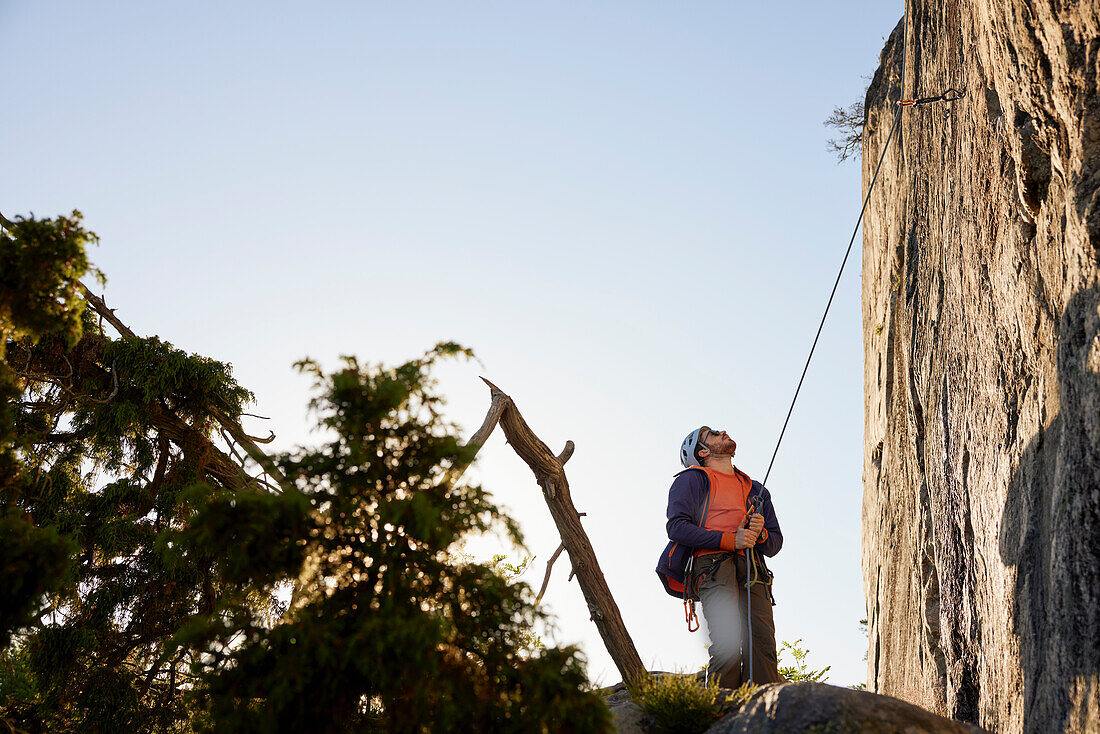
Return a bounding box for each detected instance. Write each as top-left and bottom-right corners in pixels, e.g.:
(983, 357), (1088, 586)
(861, 3), (1099, 734)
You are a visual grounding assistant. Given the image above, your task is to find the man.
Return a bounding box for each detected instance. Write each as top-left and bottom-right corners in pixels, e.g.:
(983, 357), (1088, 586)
(655, 426), (784, 688)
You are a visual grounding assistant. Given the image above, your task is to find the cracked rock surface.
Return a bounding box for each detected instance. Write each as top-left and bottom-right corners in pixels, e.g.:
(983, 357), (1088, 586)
(861, 3), (1099, 733)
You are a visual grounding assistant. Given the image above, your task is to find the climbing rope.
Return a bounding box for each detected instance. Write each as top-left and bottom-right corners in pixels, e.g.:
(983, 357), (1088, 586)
(760, 102), (903, 487)
(760, 80), (963, 487)
(750, 3), (965, 674)
(745, 493), (760, 683)
(711, 3), (966, 687)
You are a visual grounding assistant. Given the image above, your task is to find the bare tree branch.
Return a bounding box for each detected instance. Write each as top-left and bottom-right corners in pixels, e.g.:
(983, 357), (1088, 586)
(82, 360), (119, 405)
(39, 427), (93, 444)
(534, 509), (587, 603)
(77, 281), (294, 493)
(444, 382), (510, 488)
(824, 99), (866, 163)
(476, 378), (646, 684)
(535, 543), (566, 604)
(78, 283), (137, 339)
(468, 382), (509, 452)
(243, 430), (276, 444)
(209, 405), (293, 493)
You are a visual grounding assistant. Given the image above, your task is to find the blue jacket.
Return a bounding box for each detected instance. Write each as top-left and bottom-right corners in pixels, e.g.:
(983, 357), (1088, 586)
(655, 467), (783, 599)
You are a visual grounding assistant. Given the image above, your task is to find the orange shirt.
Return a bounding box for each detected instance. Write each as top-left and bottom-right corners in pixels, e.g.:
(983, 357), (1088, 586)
(694, 466), (752, 557)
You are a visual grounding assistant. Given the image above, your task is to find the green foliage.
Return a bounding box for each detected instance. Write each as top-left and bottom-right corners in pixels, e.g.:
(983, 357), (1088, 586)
(105, 336), (254, 418)
(487, 553), (534, 581)
(729, 681), (759, 706)
(0, 213), (94, 653)
(0, 513), (76, 647)
(778, 639), (831, 683)
(489, 554), (545, 658)
(1, 213), (612, 733)
(0, 211), (100, 347)
(188, 349), (610, 732)
(69, 335), (255, 475)
(456, 553), (545, 658)
(628, 673), (731, 734)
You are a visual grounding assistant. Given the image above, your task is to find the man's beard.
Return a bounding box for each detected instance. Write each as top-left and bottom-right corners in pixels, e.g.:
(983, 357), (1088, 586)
(711, 437), (737, 457)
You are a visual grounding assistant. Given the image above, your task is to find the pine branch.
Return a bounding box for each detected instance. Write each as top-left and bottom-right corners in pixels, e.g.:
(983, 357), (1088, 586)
(76, 281), (294, 493)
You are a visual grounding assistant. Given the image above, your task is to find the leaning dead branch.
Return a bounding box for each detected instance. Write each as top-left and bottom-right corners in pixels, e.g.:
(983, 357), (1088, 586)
(464, 377), (646, 684)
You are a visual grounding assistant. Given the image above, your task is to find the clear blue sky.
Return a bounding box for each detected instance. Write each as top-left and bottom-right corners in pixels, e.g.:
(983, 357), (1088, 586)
(2, 1), (902, 687)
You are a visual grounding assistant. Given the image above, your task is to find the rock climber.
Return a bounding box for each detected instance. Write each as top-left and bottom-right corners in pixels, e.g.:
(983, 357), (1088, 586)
(655, 426), (784, 688)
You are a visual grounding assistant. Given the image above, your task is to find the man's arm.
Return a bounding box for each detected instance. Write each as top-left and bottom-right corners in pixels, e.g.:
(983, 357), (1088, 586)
(666, 471), (727, 551)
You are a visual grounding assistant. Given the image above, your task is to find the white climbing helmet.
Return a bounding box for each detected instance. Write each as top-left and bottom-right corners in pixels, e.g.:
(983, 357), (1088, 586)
(680, 426), (710, 468)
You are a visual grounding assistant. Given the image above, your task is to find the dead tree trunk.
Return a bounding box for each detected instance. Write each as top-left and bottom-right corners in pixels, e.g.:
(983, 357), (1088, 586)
(468, 378), (646, 685)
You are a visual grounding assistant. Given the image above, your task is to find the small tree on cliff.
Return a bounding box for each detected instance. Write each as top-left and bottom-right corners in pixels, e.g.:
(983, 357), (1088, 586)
(0, 213), (611, 733)
(824, 99), (866, 163)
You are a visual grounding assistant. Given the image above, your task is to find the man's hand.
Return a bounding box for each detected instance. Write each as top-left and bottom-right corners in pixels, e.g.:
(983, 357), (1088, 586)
(733, 527), (757, 549)
(746, 514), (765, 539)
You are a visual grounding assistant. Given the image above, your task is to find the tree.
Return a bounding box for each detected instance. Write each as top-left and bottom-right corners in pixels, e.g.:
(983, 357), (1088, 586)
(185, 349), (610, 732)
(1, 211), (285, 732)
(0, 211), (93, 650)
(824, 99), (866, 163)
(0, 213), (612, 733)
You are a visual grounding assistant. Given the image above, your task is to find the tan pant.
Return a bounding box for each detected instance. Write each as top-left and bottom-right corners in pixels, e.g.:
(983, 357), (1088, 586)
(694, 552), (781, 688)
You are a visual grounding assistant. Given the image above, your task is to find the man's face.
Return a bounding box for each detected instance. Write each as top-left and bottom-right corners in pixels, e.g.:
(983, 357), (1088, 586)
(702, 427), (737, 457)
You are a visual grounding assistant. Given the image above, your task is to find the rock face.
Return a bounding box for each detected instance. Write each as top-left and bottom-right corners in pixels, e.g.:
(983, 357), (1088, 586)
(861, 3), (1099, 734)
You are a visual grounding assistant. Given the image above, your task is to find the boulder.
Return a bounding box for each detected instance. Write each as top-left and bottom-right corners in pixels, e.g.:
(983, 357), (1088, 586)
(603, 679), (985, 733)
(603, 682), (649, 734)
(708, 682), (985, 734)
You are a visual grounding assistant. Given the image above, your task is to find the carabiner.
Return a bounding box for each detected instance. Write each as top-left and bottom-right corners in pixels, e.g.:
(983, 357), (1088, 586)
(684, 598), (700, 633)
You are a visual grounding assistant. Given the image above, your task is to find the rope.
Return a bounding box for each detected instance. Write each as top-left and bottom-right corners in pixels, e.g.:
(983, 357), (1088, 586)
(761, 103), (903, 486)
(721, 6), (964, 688)
(745, 493), (762, 683)
(746, 545), (754, 683)
(760, 4), (963, 487)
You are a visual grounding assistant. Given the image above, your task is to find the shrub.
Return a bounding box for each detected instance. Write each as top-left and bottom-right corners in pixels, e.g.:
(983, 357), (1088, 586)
(778, 639), (831, 683)
(629, 673), (730, 734)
